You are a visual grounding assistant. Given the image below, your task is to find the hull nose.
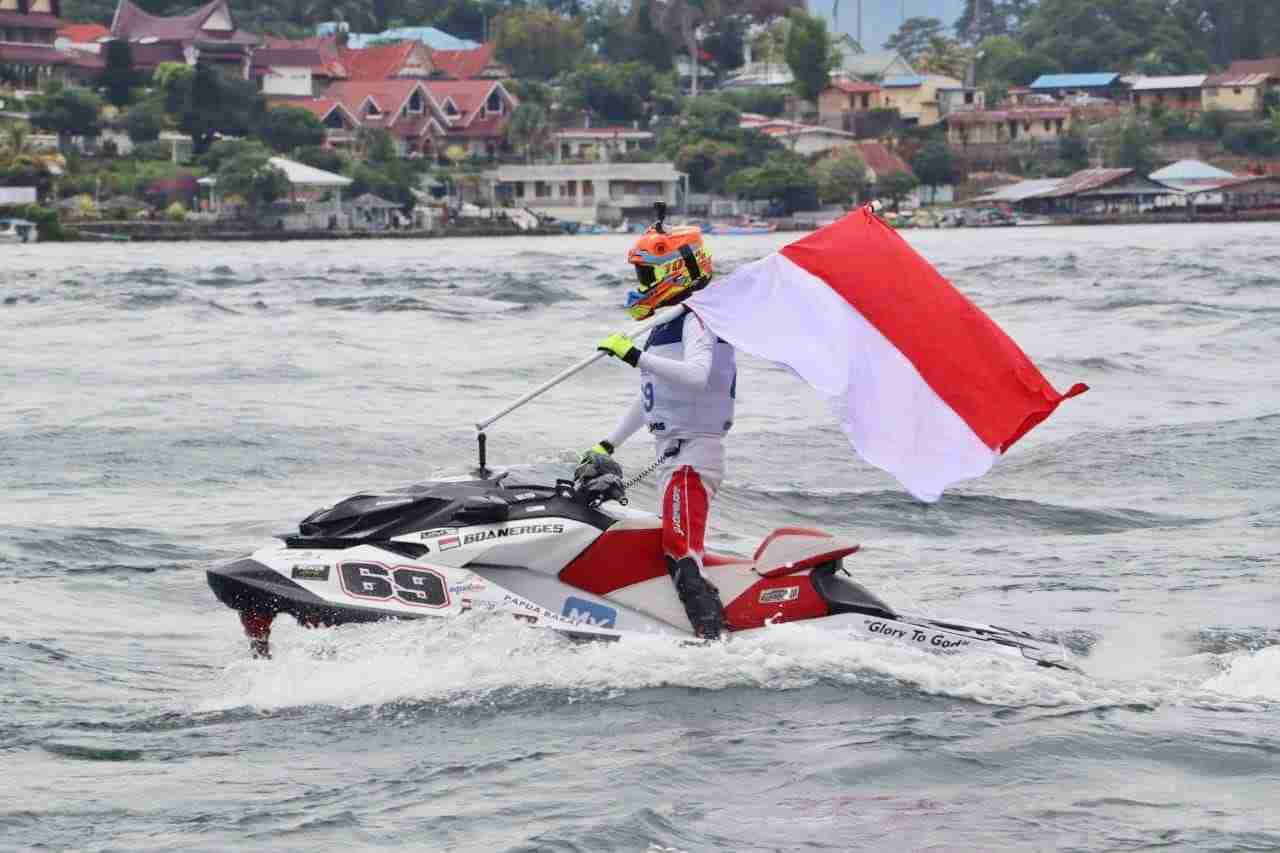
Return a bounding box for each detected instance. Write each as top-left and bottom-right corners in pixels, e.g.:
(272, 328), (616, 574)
(206, 558), (304, 618)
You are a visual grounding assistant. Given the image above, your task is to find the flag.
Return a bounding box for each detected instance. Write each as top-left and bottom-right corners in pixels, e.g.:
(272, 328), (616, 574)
(688, 206), (1088, 502)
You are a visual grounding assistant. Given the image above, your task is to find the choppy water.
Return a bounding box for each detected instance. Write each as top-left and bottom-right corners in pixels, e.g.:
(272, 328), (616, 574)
(2, 224), (1278, 852)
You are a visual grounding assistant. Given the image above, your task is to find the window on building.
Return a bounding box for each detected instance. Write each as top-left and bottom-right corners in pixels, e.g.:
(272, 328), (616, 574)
(408, 90), (424, 114)
(535, 181), (550, 198)
(582, 181), (594, 198)
(486, 90), (503, 115)
(565, 181), (576, 197)
(514, 183), (525, 199)
(444, 99), (459, 118)
(364, 100), (381, 118)
(1234, 87), (1243, 95)
(1043, 120), (1051, 132)
(965, 91), (974, 104)
(325, 110), (346, 129)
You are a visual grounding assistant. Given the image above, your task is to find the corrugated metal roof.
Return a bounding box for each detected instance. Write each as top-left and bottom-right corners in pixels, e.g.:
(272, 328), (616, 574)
(1204, 72), (1270, 87)
(1150, 159), (1235, 181)
(1030, 73), (1119, 90)
(972, 178), (1062, 202)
(1131, 75), (1206, 91)
(881, 75), (924, 88)
(1036, 168), (1133, 197)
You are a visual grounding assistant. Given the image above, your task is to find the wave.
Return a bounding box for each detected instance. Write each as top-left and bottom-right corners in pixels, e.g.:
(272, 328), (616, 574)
(195, 614), (1122, 715)
(1203, 645), (1280, 702)
(473, 276), (585, 305)
(715, 485), (1203, 537)
(0, 526), (213, 577)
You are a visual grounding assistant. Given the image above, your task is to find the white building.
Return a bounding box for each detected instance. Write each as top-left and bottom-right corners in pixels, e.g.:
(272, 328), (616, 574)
(485, 162), (687, 224)
(552, 127), (654, 162)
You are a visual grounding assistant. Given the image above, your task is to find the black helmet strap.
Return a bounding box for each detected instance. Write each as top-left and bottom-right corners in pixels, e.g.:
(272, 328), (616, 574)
(679, 243), (702, 283)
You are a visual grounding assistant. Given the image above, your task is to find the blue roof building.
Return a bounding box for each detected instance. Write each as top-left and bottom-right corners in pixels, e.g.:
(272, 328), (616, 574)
(1030, 73), (1120, 91)
(881, 74), (925, 88)
(315, 22), (478, 50)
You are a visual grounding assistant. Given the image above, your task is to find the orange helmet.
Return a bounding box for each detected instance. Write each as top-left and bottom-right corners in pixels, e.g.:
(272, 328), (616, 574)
(624, 223), (713, 320)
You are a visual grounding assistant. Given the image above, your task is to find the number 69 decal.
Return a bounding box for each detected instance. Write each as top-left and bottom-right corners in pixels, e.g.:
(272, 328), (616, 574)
(338, 561), (449, 609)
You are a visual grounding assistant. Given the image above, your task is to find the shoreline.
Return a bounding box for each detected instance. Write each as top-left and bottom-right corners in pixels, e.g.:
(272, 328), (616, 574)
(50, 208), (1280, 242)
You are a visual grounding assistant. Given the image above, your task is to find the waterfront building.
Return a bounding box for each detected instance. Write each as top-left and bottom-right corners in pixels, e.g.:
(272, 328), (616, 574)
(1201, 71), (1270, 114)
(818, 77), (882, 128)
(485, 162), (686, 224)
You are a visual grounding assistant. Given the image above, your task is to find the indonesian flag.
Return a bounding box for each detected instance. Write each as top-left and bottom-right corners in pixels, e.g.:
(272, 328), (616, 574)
(688, 206), (1088, 503)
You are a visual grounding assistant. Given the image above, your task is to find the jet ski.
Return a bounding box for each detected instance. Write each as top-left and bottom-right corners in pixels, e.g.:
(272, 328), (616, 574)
(207, 472), (1073, 670)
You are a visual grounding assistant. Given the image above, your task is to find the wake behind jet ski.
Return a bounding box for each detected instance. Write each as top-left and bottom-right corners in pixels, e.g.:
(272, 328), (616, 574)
(206, 471), (1072, 670)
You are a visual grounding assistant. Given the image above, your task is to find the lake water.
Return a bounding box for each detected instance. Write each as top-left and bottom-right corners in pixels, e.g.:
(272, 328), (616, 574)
(2, 224), (1278, 852)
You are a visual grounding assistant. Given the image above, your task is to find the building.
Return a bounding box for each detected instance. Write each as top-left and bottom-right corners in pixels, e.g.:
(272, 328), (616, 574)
(831, 37), (914, 81)
(198, 155), (353, 229)
(552, 126), (654, 162)
(317, 23), (477, 51)
(55, 22), (109, 53)
(739, 113), (859, 155)
(720, 61), (793, 89)
(1023, 168), (1172, 215)
(1029, 72), (1122, 102)
(936, 85), (985, 116)
(944, 106), (1071, 145)
(1201, 71), (1270, 114)
(818, 77), (881, 126)
(485, 162), (686, 224)
(1131, 75), (1205, 112)
(1219, 57), (1280, 98)
(847, 140), (912, 184)
(275, 77), (516, 160)
(878, 74), (963, 127)
(1, 0), (103, 87)
(109, 0), (259, 74)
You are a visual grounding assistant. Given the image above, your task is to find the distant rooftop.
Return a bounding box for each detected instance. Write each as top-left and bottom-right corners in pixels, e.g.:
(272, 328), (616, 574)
(315, 22), (477, 50)
(1030, 73), (1119, 90)
(881, 74), (924, 88)
(1131, 75), (1206, 91)
(1150, 159), (1235, 181)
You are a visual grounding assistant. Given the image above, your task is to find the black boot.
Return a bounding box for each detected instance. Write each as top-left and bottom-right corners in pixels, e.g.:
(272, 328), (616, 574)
(666, 556), (726, 640)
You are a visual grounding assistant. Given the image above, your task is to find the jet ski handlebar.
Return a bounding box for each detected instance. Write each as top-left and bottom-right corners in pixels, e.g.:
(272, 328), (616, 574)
(474, 305), (683, 433)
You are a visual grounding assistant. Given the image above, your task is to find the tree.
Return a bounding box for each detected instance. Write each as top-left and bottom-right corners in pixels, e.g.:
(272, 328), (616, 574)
(173, 62), (267, 155)
(562, 62), (679, 124)
(216, 152), (289, 214)
(590, 0), (675, 71)
(884, 17), (944, 62)
(725, 151), (817, 212)
(493, 9), (585, 80)
(910, 141), (955, 195)
(813, 147), (867, 205)
(30, 86), (103, 152)
(784, 10), (836, 103)
(99, 39), (138, 108)
(875, 170), (919, 211)
(508, 102), (550, 163)
(124, 101), (164, 144)
(956, 0), (1036, 41)
(260, 106), (326, 153)
(1057, 126), (1090, 171)
(1106, 118), (1156, 175)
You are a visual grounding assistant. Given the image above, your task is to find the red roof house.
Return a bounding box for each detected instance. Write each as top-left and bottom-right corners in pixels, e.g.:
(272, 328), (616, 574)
(0, 0), (106, 85)
(429, 43), (508, 80)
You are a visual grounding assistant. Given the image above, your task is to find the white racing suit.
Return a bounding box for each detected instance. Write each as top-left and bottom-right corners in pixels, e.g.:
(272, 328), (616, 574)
(605, 307), (737, 637)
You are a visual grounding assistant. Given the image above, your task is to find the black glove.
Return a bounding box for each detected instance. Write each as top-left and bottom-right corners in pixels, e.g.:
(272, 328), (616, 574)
(574, 448), (626, 505)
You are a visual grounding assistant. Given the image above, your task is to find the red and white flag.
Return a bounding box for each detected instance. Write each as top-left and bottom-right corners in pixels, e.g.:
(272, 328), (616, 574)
(688, 206), (1087, 502)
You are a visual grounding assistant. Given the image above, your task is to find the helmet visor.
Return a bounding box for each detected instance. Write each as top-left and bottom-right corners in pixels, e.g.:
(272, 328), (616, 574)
(634, 264), (656, 287)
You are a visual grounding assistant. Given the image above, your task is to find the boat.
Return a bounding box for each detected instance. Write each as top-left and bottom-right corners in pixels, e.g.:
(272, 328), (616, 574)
(0, 218), (38, 243)
(207, 471), (1073, 670)
(704, 219), (777, 235)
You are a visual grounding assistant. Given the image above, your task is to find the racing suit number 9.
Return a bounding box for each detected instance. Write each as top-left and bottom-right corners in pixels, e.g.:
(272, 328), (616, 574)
(642, 382), (654, 412)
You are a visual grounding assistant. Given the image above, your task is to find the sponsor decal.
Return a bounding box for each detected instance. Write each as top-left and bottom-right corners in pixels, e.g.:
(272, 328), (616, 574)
(561, 596), (618, 628)
(864, 620), (971, 650)
(758, 586), (799, 605)
(519, 505), (546, 513)
(670, 488), (683, 536)
(462, 523), (564, 545)
(514, 492), (538, 501)
(290, 563), (330, 581)
(448, 578), (488, 595)
(372, 497), (412, 507)
(421, 527), (456, 539)
(437, 535), (461, 551)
